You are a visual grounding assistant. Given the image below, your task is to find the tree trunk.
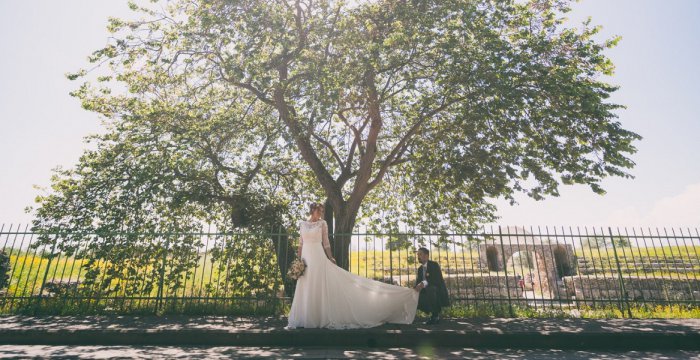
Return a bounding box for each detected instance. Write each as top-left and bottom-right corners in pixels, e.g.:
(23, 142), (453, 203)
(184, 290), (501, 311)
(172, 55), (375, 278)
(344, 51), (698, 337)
(228, 203), (297, 297)
(329, 204), (359, 271)
(268, 227), (297, 297)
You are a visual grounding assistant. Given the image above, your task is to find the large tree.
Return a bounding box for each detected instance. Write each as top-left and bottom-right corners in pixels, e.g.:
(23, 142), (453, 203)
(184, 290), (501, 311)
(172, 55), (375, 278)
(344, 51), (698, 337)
(32, 0), (640, 273)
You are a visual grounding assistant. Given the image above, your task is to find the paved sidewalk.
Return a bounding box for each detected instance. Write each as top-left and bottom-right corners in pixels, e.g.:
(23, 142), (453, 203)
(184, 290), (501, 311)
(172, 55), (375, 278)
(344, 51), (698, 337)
(2, 346), (700, 359)
(1, 316), (699, 350)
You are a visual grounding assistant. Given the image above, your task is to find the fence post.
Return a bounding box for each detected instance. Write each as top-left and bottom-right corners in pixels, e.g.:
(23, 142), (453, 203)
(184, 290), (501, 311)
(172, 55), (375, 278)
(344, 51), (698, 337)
(498, 226), (515, 317)
(155, 236), (169, 314)
(389, 235), (394, 282)
(36, 227), (60, 314)
(608, 227), (632, 318)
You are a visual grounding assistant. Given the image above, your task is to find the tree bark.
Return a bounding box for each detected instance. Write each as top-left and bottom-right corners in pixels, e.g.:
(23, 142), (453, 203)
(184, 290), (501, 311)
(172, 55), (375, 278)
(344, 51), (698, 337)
(328, 201), (361, 271)
(268, 228), (297, 297)
(228, 204), (297, 297)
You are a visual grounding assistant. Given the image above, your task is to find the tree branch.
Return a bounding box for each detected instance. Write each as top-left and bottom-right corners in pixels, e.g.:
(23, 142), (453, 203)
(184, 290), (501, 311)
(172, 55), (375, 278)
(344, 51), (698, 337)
(274, 64), (344, 209)
(347, 68), (382, 211)
(337, 111), (365, 156)
(311, 132), (346, 173)
(209, 50), (276, 106)
(367, 95), (466, 191)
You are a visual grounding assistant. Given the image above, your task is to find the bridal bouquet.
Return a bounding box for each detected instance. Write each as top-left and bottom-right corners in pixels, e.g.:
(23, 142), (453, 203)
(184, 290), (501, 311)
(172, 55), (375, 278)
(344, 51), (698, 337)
(287, 258), (307, 280)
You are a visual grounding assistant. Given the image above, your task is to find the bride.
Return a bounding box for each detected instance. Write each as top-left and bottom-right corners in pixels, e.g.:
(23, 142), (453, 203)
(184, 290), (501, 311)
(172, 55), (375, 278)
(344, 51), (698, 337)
(286, 202), (419, 329)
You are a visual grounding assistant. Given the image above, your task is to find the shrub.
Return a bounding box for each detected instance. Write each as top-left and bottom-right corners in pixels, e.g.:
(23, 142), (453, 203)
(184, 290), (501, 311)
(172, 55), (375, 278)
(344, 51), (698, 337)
(0, 251), (10, 291)
(42, 280), (81, 297)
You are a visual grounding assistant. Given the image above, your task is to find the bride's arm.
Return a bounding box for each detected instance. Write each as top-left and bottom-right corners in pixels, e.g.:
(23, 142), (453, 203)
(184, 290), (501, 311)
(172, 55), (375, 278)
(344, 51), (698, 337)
(297, 224), (303, 257)
(321, 221), (336, 264)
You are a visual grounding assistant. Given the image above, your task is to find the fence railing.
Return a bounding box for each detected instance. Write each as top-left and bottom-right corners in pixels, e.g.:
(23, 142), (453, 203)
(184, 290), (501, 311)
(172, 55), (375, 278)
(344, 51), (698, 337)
(1, 224), (699, 317)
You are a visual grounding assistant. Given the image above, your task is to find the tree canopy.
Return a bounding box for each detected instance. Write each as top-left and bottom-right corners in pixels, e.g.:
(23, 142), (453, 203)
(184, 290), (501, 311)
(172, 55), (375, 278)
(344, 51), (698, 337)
(30, 0), (640, 272)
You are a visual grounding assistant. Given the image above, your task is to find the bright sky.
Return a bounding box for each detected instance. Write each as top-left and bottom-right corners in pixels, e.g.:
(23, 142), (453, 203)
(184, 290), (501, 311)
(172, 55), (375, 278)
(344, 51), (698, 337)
(0, 1), (698, 228)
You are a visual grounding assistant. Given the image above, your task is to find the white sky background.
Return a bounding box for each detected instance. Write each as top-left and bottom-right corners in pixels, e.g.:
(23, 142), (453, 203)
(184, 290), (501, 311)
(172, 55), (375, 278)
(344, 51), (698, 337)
(0, 1), (698, 228)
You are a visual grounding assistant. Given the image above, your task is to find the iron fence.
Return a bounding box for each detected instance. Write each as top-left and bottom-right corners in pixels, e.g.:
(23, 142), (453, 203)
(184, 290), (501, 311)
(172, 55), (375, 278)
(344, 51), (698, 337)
(1, 224), (699, 317)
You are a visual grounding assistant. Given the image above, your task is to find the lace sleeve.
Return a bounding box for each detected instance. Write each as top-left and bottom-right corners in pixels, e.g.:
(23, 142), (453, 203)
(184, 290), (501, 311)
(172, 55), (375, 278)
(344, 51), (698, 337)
(298, 222), (303, 245)
(321, 220), (331, 250)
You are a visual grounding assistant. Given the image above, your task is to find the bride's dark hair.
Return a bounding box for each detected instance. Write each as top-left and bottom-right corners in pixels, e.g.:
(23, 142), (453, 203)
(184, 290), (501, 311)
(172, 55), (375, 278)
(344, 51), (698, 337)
(307, 202), (325, 220)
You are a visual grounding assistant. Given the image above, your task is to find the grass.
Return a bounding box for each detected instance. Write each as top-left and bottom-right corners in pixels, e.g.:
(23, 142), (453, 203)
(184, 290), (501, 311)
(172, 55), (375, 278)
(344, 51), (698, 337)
(573, 245), (700, 279)
(2, 248), (282, 299)
(1, 296), (284, 316)
(440, 302), (700, 319)
(348, 248), (479, 279)
(576, 304), (700, 319)
(4, 251), (87, 297)
(575, 245), (700, 259)
(2, 244), (700, 317)
(6, 245), (698, 296)
(5, 294), (698, 319)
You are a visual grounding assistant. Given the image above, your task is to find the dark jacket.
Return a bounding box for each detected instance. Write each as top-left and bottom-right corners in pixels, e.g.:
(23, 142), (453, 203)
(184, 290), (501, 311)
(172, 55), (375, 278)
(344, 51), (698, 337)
(416, 260), (450, 307)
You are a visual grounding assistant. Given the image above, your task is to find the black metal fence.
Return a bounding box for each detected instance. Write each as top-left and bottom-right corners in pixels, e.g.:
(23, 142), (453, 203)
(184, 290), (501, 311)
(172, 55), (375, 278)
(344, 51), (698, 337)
(1, 224), (699, 317)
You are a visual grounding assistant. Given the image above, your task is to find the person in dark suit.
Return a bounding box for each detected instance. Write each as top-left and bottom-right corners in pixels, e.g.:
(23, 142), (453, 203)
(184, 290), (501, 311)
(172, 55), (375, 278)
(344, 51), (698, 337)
(413, 247), (449, 324)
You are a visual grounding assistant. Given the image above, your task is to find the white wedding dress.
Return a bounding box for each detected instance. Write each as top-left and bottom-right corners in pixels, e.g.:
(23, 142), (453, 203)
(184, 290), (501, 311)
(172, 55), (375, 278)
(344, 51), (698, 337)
(287, 219), (419, 329)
